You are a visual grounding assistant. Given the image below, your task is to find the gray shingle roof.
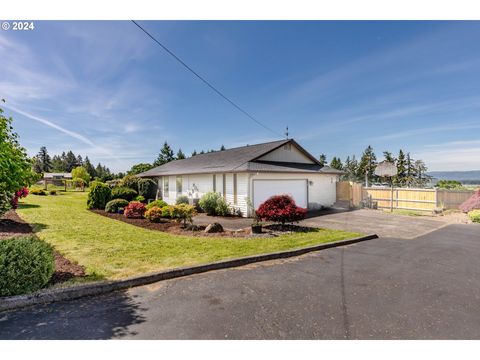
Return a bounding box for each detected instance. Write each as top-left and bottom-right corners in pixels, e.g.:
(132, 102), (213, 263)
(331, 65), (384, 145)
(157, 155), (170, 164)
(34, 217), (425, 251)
(138, 139), (342, 177)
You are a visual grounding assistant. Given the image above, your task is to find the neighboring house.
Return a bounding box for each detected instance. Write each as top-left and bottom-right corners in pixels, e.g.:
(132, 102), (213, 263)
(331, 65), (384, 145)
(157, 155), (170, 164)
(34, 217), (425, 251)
(138, 139), (343, 217)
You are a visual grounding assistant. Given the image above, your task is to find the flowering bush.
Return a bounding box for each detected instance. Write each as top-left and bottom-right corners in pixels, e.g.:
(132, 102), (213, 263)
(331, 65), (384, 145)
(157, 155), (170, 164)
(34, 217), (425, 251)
(10, 187), (29, 209)
(256, 195), (307, 225)
(144, 206), (164, 223)
(124, 201), (146, 219)
(459, 190), (480, 213)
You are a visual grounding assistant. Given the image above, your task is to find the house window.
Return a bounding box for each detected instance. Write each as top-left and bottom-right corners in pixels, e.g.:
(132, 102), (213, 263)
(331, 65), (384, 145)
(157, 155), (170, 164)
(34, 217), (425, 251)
(213, 174), (216, 192)
(233, 174), (238, 205)
(164, 177), (169, 198)
(176, 176), (182, 194)
(222, 174), (226, 199)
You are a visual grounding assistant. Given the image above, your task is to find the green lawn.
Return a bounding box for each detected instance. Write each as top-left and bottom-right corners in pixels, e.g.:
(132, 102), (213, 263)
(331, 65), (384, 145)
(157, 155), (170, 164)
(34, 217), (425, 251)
(17, 192), (361, 281)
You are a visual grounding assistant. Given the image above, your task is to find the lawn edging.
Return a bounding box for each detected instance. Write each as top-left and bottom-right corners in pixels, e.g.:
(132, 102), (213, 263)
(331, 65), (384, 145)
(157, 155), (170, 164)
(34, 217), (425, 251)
(0, 233), (378, 312)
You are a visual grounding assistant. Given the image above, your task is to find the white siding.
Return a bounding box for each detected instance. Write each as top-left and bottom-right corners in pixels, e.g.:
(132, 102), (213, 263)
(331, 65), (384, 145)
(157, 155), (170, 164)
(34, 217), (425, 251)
(257, 144), (314, 164)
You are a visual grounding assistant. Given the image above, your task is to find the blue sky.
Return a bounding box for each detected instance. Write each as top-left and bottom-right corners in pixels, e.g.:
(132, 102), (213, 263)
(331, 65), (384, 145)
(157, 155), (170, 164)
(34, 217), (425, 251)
(1, 21), (480, 172)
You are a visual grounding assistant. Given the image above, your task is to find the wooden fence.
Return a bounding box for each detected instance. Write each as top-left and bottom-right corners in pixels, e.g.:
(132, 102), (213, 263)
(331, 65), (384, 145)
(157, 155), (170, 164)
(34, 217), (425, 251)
(336, 181), (474, 212)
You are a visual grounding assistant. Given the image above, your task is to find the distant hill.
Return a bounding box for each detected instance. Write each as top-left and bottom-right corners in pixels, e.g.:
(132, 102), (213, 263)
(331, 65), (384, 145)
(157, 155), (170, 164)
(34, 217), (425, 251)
(428, 170), (480, 184)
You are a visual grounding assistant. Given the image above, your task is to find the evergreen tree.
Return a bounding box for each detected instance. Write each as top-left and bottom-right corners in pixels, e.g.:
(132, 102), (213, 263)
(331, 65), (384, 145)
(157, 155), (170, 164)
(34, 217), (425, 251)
(191, 150), (197, 157)
(319, 153), (327, 166)
(50, 155), (64, 172)
(405, 152), (417, 187)
(343, 155), (359, 181)
(84, 156), (96, 178)
(33, 146), (52, 173)
(413, 159), (431, 187)
(127, 163), (153, 175)
(176, 149), (186, 160)
(64, 150), (78, 172)
(153, 142), (175, 166)
(220, 145), (226, 151)
(357, 145), (377, 186)
(199, 150), (205, 154)
(395, 149), (407, 186)
(76, 154), (83, 166)
(383, 151), (396, 163)
(329, 156), (343, 170)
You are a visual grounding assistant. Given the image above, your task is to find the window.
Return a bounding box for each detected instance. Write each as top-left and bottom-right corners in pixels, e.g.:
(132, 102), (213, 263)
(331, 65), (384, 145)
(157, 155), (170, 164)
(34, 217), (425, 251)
(222, 174), (226, 199)
(176, 176), (182, 194)
(163, 177), (169, 198)
(233, 174), (238, 205)
(213, 174), (216, 192)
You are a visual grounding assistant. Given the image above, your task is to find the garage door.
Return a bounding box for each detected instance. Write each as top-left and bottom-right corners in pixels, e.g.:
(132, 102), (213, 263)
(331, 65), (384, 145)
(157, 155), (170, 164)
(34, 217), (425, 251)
(253, 179), (308, 209)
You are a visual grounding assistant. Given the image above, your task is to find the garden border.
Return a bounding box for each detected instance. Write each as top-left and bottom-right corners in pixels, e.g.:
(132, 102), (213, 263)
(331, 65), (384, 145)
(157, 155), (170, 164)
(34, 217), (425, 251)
(0, 233), (378, 312)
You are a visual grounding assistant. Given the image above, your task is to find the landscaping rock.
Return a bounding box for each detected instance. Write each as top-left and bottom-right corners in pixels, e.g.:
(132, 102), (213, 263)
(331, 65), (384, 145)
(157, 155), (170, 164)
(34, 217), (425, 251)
(185, 224), (203, 231)
(204, 223), (224, 233)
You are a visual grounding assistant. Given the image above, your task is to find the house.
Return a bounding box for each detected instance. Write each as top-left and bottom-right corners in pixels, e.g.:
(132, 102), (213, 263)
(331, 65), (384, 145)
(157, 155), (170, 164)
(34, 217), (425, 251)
(138, 139), (343, 217)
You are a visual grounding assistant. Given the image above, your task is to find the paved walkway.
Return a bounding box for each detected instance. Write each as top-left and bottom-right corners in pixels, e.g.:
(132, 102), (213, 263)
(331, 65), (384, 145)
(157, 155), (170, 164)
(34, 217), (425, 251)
(1, 224), (479, 339)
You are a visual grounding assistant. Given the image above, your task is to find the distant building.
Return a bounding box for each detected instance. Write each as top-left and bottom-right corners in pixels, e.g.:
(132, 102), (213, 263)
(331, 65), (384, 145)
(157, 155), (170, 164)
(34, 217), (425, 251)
(42, 172), (72, 187)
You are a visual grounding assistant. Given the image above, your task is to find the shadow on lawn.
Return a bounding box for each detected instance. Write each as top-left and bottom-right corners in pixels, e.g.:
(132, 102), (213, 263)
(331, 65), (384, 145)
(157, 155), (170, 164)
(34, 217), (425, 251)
(17, 203), (40, 209)
(0, 290), (147, 339)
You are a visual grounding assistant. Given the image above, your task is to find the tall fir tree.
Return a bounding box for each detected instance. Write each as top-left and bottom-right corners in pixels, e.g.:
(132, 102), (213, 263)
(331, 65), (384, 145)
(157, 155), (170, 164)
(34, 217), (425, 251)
(153, 142), (175, 166)
(33, 146), (52, 173)
(319, 153), (327, 166)
(64, 150), (78, 172)
(343, 155), (359, 181)
(191, 150), (197, 157)
(329, 157), (343, 170)
(220, 145), (226, 151)
(176, 149), (186, 160)
(383, 151), (396, 163)
(395, 149), (407, 186)
(84, 156), (96, 178)
(357, 145), (377, 186)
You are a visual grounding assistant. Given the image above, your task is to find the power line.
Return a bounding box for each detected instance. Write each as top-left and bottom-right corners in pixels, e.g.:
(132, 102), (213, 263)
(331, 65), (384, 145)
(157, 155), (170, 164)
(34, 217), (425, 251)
(131, 20), (284, 138)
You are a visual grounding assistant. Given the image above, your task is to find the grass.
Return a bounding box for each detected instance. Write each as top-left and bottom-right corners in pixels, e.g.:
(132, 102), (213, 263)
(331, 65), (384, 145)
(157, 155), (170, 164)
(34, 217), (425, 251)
(16, 192), (361, 281)
(384, 209), (432, 217)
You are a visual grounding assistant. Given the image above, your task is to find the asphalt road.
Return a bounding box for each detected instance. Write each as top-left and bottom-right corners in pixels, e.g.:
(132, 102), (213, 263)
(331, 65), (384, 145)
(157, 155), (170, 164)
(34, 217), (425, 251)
(1, 224), (479, 339)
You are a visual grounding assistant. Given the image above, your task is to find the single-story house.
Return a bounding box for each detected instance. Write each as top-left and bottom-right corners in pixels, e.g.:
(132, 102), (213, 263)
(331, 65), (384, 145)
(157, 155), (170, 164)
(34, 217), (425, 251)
(138, 139), (343, 217)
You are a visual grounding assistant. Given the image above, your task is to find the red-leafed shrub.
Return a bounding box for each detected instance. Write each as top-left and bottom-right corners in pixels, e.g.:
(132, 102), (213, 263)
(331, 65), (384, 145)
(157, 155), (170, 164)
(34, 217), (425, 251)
(256, 195), (307, 225)
(124, 201), (146, 219)
(459, 190), (480, 213)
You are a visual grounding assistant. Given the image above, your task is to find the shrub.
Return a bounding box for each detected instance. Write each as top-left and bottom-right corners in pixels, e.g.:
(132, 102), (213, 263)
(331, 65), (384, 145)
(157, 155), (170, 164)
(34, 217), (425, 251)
(199, 192), (230, 216)
(71, 166), (91, 186)
(135, 195), (146, 202)
(436, 180), (464, 190)
(119, 175), (141, 191)
(176, 195), (189, 205)
(87, 182), (111, 209)
(0, 236), (55, 296)
(0, 191), (13, 217)
(174, 204), (197, 226)
(111, 187), (138, 201)
(49, 190), (57, 195)
(145, 206), (164, 223)
(162, 205), (175, 218)
(105, 198), (129, 213)
(459, 190), (480, 213)
(124, 201), (146, 218)
(468, 210), (480, 223)
(137, 178), (156, 200)
(72, 177), (86, 189)
(11, 187), (29, 209)
(30, 189), (47, 196)
(256, 195), (307, 225)
(146, 199), (168, 210)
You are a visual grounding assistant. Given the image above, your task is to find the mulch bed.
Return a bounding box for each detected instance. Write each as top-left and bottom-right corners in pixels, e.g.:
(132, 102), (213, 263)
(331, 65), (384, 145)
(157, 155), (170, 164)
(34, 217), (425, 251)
(91, 210), (319, 238)
(91, 210), (251, 237)
(0, 210), (85, 285)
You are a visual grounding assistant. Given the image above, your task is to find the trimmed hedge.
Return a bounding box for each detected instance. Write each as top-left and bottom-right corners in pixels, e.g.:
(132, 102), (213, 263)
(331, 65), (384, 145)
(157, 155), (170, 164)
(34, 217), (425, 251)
(256, 195), (307, 225)
(87, 182), (111, 209)
(0, 236), (55, 297)
(111, 187), (138, 202)
(105, 198), (129, 213)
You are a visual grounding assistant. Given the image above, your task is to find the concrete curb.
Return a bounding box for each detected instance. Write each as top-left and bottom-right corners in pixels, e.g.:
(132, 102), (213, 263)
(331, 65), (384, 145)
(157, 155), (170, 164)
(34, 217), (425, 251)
(0, 233), (378, 312)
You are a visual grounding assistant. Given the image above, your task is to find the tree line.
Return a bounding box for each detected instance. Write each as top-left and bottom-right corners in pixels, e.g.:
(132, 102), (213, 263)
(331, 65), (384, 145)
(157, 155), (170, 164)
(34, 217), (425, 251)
(32, 146), (118, 182)
(320, 145), (431, 187)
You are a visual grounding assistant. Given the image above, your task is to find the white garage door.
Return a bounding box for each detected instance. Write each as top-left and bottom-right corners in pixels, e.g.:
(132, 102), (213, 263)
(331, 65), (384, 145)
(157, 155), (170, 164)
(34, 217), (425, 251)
(253, 179), (308, 209)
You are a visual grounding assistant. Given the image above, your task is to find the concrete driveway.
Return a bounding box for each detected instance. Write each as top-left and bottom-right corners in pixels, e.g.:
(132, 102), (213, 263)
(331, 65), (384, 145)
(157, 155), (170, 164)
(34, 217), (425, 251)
(300, 209), (451, 238)
(1, 224), (479, 339)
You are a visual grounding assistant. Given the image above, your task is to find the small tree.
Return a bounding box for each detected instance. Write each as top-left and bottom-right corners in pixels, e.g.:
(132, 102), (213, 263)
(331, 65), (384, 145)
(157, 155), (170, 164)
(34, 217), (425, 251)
(72, 166), (91, 186)
(87, 182), (111, 209)
(127, 163), (153, 175)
